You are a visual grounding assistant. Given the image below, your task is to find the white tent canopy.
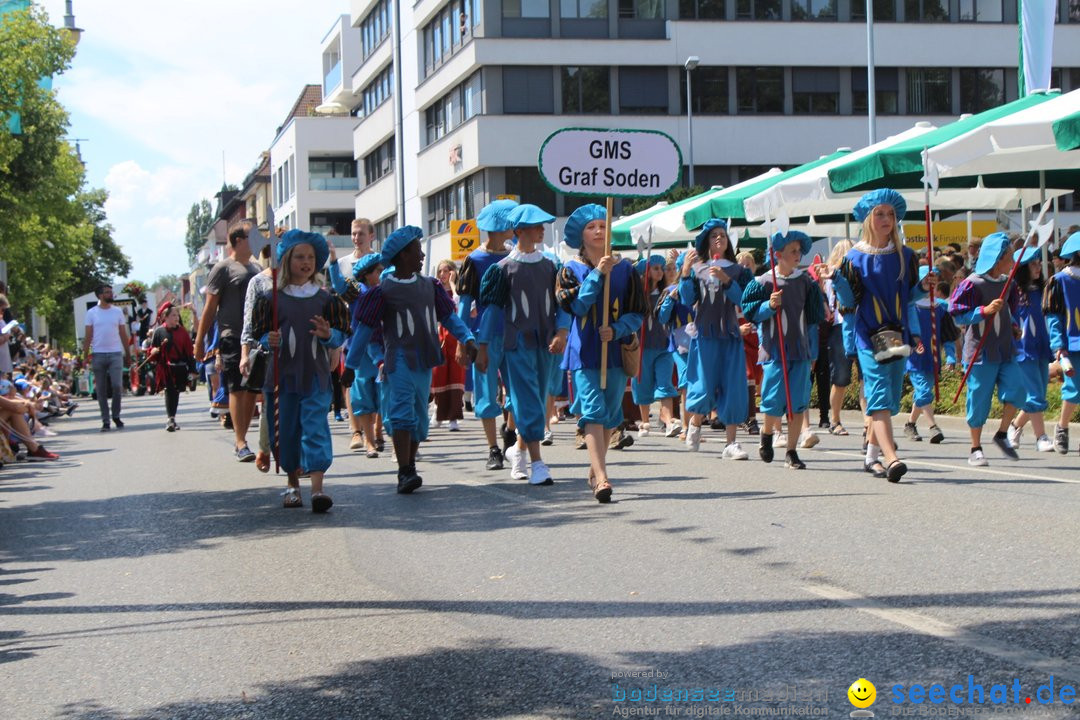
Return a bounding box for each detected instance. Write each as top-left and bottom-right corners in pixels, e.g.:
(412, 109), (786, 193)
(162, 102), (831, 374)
(925, 89), (1080, 179)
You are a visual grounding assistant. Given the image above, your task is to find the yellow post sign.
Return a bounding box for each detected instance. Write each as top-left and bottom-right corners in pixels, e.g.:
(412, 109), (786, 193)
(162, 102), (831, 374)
(451, 219), (480, 262)
(902, 220), (998, 252)
(496, 194), (520, 203)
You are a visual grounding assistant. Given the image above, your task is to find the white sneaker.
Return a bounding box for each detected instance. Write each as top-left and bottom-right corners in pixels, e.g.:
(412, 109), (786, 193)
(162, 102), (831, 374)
(448, 420), (460, 431)
(1035, 434), (1055, 453)
(664, 421), (681, 438)
(506, 445), (529, 480)
(775, 432), (787, 448)
(1006, 423), (1023, 449)
(968, 449), (989, 467)
(722, 441), (749, 460)
(529, 460), (553, 485)
(685, 424), (702, 451)
(799, 430), (820, 449)
(637, 423), (651, 439)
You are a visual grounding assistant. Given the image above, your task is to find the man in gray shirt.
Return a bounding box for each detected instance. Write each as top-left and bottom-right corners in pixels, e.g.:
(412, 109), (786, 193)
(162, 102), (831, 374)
(194, 222), (262, 461)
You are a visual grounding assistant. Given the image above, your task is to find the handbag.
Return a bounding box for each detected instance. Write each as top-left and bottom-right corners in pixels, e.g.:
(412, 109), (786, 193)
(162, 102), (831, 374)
(870, 325), (911, 364)
(241, 345), (269, 389)
(620, 333), (641, 378)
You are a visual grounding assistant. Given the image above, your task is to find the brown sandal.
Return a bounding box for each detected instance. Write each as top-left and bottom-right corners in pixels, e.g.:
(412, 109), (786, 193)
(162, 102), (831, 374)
(282, 487), (302, 508)
(588, 470), (613, 503)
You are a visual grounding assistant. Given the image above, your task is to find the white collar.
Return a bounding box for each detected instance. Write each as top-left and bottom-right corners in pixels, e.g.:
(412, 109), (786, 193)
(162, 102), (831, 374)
(509, 248), (545, 263)
(387, 273), (418, 284)
(854, 241), (897, 256)
(283, 282), (320, 298)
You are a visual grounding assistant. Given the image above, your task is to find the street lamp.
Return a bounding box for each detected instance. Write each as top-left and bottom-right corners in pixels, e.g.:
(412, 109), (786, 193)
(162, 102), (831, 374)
(63, 0), (82, 45)
(684, 56), (699, 188)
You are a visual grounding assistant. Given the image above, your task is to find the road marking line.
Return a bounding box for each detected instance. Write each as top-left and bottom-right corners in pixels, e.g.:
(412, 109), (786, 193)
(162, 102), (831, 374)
(821, 450), (1080, 485)
(801, 582), (1080, 681)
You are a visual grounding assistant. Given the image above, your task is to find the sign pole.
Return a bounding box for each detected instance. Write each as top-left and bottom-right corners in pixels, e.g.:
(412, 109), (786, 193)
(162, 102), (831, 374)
(922, 147), (939, 403)
(600, 196), (614, 389)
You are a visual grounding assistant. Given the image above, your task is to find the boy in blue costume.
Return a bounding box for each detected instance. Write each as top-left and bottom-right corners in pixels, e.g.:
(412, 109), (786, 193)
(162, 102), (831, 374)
(948, 232), (1025, 466)
(1043, 231), (1080, 454)
(904, 266), (957, 445)
(742, 230), (825, 470)
(477, 204), (570, 485)
(348, 226), (478, 494)
(680, 219), (753, 459)
(1007, 244), (1055, 453)
(632, 254), (678, 439)
(456, 199), (516, 470)
(342, 252), (385, 458)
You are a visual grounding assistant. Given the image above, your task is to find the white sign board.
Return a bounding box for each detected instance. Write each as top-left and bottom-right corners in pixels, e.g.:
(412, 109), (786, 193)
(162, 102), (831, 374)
(538, 128), (682, 198)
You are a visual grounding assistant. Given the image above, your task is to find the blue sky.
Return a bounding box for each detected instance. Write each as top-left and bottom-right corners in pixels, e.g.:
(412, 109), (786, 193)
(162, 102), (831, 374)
(38, 0), (348, 283)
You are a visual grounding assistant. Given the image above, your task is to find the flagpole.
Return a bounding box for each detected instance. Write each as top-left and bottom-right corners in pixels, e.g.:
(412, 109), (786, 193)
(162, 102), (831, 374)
(766, 226), (793, 422)
(922, 147), (939, 403)
(600, 196), (613, 390)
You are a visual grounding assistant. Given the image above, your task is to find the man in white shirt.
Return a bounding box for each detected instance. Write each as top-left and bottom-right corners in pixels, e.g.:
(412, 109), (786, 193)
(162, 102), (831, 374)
(329, 218), (374, 449)
(84, 284), (131, 431)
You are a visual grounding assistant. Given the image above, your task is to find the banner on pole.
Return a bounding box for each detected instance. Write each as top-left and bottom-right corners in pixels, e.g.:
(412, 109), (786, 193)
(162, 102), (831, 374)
(538, 128), (682, 198)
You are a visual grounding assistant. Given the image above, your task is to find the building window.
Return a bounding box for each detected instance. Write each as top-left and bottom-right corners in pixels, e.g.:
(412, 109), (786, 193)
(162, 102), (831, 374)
(310, 157), (359, 191)
(423, 0), (480, 76)
(425, 72), (483, 145)
(618, 67), (668, 113)
(959, 0), (1002, 21)
(960, 68), (1005, 113)
(1072, 2), (1080, 22)
(362, 65), (394, 116)
(679, 0), (725, 19)
(904, 0), (948, 21)
(374, 217), (395, 248)
(427, 173), (483, 235)
(736, 67), (783, 113)
(791, 0), (837, 20)
(735, 0), (781, 19)
(681, 66), (729, 114)
(503, 0), (551, 17)
(792, 68), (839, 113)
(852, 0), (896, 20)
(310, 212), (355, 236)
(562, 66), (610, 113)
(361, 0), (392, 60)
(503, 67), (554, 113)
(505, 167), (557, 212)
(852, 67), (899, 114)
(907, 67), (951, 114)
(363, 140), (395, 186)
(618, 0), (665, 18)
(560, 0), (607, 17)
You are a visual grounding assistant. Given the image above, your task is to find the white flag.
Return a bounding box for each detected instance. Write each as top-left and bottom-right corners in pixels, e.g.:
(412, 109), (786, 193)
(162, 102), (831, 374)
(1020, 0), (1055, 95)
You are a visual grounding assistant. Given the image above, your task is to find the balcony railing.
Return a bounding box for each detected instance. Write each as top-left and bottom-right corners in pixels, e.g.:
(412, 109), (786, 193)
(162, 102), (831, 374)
(310, 176), (359, 191)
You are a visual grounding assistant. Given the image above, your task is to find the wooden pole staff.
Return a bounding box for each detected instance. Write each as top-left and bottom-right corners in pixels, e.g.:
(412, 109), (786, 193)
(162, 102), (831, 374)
(600, 196), (613, 389)
(922, 147), (940, 402)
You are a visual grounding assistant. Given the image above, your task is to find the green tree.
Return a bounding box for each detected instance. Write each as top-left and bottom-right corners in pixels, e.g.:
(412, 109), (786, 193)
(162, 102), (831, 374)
(185, 198), (214, 264)
(622, 185), (707, 216)
(153, 273), (181, 295)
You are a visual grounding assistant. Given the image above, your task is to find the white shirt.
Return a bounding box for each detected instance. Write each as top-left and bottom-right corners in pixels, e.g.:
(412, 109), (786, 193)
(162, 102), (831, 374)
(336, 253), (360, 280)
(86, 305), (126, 353)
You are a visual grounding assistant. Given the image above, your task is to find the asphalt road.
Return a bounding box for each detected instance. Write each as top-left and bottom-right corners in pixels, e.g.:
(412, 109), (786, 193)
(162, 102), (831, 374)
(3, 393), (1080, 719)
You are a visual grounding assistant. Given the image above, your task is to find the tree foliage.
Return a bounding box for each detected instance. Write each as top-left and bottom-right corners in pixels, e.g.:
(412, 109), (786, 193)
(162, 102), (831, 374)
(622, 185), (708, 216)
(153, 273), (182, 295)
(185, 199), (214, 264)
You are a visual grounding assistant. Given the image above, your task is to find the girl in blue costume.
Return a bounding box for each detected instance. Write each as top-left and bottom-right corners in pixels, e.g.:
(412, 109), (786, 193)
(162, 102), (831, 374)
(1006, 244), (1055, 453)
(658, 250), (695, 439)
(903, 266), (957, 445)
(477, 203), (569, 485)
(343, 252), (385, 458)
(556, 204), (646, 503)
(1042, 231), (1080, 455)
(456, 199), (516, 471)
(632, 254), (678, 439)
(252, 230), (351, 512)
(818, 189), (934, 483)
(680, 219), (752, 460)
(742, 231), (825, 470)
(348, 226), (478, 494)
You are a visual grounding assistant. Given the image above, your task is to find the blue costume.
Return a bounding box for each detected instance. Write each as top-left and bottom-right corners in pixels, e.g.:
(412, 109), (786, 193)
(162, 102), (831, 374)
(556, 205), (646, 430)
(478, 205), (569, 444)
(347, 253), (385, 417)
(1044, 233), (1080, 404)
(742, 233), (825, 419)
(680, 221), (751, 425)
(948, 233), (1025, 428)
(632, 255), (678, 408)
(1014, 248), (1052, 415)
(905, 297), (955, 409)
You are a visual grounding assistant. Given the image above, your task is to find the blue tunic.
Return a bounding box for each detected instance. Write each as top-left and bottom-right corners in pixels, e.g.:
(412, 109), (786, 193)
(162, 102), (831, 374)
(559, 258), (644, 371)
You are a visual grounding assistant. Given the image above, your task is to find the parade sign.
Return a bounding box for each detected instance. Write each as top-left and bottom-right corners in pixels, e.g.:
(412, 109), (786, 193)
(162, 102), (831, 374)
(538, 128), (682, 198)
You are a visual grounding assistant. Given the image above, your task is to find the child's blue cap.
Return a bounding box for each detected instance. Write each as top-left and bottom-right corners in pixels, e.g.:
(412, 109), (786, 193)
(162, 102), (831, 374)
(476, 199), (519, 233)
(853, 188), (907, 223)
(563, 204), (606, 250)
(974, 232), (1012, 275)
(276, 229), (329, 271)
(635, 254), (666, 275)
(352, 252), (383, 281)
(1059, 232), (1080, 260)
(694, 219), (728, 257)
(770, 230), (813, 256)
(509, 204), (555, 229)
(382, 226), (423, 266)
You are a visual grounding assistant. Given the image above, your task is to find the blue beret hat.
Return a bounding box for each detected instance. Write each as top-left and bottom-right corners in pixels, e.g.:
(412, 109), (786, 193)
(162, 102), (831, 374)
(694, 219), (728, 257)
(476, 199), (519, 233)
(1014, 244), (1040, 265)
(352, 252), (383, 281)
(1059, 231), (1080, 260)
(770, 230), (813, 256)
(563, 204), (606, 250)
(277, 229), (329, 272)
(509, 203), (556, 229)
(382, 225), (423, 266)
(975, 232), (1012, 275)
(634, 254), (666, 274)
(853, 188), (907, 223)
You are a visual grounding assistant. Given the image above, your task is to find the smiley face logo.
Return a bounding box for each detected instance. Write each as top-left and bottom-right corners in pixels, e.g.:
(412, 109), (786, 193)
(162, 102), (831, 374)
(848, 678), (876, 708)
